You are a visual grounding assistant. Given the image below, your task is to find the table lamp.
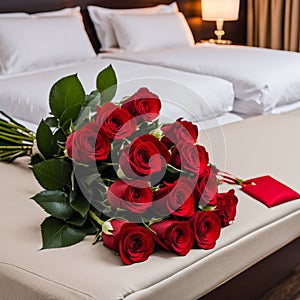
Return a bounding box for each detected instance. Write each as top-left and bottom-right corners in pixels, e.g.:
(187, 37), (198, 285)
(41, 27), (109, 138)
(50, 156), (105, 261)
(201, 0), (240, 44)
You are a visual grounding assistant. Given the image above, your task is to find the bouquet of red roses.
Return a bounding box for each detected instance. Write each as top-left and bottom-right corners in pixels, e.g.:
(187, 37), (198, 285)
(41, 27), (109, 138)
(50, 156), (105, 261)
(0, 65), (238, 265)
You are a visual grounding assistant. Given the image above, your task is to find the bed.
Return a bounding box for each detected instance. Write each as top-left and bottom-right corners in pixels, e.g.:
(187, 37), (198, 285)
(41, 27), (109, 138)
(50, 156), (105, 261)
(0, 2), (244, 131)
(0, 1), (299, 299)
(101, 42), (300, 119)
(88, 1), (300, 118)
(2, 0), (299, 120)
(0, 57), (240, 129)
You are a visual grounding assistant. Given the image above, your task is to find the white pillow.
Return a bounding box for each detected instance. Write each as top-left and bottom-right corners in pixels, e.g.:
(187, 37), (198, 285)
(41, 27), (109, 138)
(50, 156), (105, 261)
(87, 2), (178, 51)
(0, 16), (96, 75)
(33, 6), (81, 18)
(111, 12), (195, 52)
(0, 12), (28, 18)
(0, 6), (81, 19)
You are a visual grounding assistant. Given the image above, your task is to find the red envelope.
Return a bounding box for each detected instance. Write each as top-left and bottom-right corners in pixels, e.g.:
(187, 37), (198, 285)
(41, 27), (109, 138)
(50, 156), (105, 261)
(241, 175), (300, 207)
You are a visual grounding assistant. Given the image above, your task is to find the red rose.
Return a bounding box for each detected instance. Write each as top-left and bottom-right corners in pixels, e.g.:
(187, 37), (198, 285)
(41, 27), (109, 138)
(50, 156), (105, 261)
(119, 134), (170, 178)
(154, 177), (196, 217)
(216, 189), (238, 226)
(121, 87), (161, 122)
(151, 219), (194, 256)
(108, 180), (152, 213)
(194, 167), (218, 206)
(161, 118), (198, 148)
(189, 211), (221, 250)
(66, 122), (110, 162)
(170, 143), (209, 176)
(102, 219), (154, 265)
(95, 103), (136, 140)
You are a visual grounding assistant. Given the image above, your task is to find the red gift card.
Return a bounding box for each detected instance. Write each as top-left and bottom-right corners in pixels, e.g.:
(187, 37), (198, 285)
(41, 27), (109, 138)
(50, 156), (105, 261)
(241, 175), (300, 207)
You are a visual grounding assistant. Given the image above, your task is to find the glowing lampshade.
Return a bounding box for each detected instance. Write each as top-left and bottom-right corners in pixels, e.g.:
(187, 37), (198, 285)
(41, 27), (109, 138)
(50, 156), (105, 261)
(201, 0), (240, 44)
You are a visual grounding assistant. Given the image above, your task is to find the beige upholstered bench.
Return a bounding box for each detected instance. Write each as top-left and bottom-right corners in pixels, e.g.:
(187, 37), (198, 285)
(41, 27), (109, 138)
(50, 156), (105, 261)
(0, 114), (299, 300)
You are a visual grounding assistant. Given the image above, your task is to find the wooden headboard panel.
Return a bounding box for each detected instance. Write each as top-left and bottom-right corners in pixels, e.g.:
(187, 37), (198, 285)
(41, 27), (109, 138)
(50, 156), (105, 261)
(0, 0), (247, 51)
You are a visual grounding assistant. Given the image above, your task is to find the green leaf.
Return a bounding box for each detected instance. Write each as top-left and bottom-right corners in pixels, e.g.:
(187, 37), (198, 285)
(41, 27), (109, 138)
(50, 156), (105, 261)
(36, 120), (57, 159)
(45, 117), (58, 128)
(83, 90), (101, 119)
(41, 217), (86, 249)
(33, 159), (72, 190)
(96, 65), (117, 104)
(32, 190), (74, 220)
(53, 129), (66, 144)
(167, 164), (182, 174)
(59, 104), (82, 127)
(161, 167), (180, 184)
(201, 205), (217, 211)
(61, 118), (73, 133)
(66, 213), (87, 226)
(148, 217), (165, 226)
(49, 74), (85, 120)
(30, 154), (43, 166)
(70, 192), (90, 218)
(82, 218), (97, 235)
(85, 90), (101, 103)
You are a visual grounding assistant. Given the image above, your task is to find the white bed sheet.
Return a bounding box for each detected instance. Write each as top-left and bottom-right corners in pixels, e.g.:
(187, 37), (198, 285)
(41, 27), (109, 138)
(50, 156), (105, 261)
(101, 44), (300, 117)
(270, 99), (300, 115)
(0, 57), (235, 125)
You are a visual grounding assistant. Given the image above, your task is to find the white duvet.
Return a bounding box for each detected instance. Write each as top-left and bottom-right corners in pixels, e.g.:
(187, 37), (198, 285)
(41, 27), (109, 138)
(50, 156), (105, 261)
(0, 57), (235, 125)
(102, 44), (300, 116)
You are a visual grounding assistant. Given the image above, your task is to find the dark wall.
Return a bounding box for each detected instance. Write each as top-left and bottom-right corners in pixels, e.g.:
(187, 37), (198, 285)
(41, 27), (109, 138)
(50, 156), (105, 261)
(186, 0), (247, 44)
(0, 0), (247, 49)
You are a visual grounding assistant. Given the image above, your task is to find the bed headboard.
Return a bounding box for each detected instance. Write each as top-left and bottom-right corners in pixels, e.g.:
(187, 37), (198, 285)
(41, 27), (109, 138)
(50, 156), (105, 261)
(0, 0), (247, 51)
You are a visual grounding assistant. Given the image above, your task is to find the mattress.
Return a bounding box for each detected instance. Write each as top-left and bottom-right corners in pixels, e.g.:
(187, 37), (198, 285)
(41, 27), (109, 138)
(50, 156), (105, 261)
(271, 101), (300, 114)
(233, 97), (300, 118)
(0, 113), (299, 300)
(102, 45), (300, 117)
(195, 112), (242, 131)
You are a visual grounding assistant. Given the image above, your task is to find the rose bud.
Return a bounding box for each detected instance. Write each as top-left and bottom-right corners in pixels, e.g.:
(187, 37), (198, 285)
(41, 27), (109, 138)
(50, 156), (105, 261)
(102, 219), (154, 265)
(170, 143), (209, 177)
(189, 211), (221, 250)
(161, 118), (198, 148)
(154, 177), (196, 218)
(119, 134), (170, 178)
(151, 219), (194, 256)
(66, 122), (110, 162)
(194, 166), (218, 206)
(216, 189), (238, 227)
(108, 180), (153, 213)
(95, 103), (136, 140)
(121, 87), (161, 122)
